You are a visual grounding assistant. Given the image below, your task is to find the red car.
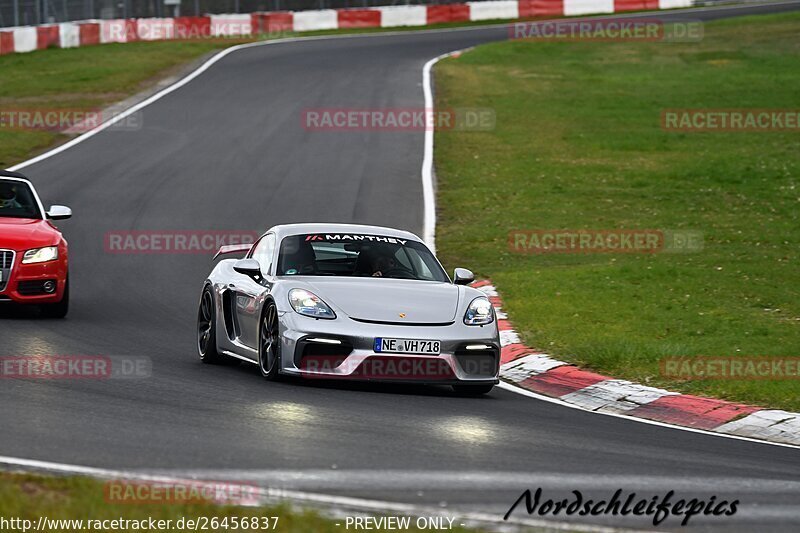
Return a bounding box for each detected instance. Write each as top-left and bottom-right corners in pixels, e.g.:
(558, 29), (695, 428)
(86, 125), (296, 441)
(0, 170), (71, 318)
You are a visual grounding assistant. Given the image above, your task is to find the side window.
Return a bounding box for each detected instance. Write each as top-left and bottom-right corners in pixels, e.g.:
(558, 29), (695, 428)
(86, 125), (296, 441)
(394, 248), (413, 270)
(404, 248), (435, 280)
(251, 233), (276, 277)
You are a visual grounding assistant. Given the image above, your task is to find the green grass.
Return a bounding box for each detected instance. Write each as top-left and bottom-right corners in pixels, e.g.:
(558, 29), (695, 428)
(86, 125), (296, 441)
(434, 12), (800, 410)
(0, 472), (483, 533)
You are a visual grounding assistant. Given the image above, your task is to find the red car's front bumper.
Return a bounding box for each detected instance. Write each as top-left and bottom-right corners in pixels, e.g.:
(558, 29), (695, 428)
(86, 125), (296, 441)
(0, 247), (68, 304)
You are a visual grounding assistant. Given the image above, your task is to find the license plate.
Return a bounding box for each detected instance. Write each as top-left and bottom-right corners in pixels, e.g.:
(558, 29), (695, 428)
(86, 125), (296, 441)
(374, 338), (441, 355)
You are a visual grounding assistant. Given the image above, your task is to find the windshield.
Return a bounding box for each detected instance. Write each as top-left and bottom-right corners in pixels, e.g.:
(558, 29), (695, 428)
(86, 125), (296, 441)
(0, 179), (41, 219)
(277, 234), (449, 282)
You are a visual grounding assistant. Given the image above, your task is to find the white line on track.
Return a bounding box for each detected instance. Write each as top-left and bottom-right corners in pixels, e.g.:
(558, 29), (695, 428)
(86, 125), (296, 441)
(115, 470), (800, 492)
(421, 50), (468, 253)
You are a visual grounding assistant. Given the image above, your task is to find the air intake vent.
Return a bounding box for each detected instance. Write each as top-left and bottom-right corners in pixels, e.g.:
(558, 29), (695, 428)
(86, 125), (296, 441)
(454, 345), (499, 378)
(350, 317), (454, 327)
(295, 337), (353, 370)
(18, 280), (55, 296)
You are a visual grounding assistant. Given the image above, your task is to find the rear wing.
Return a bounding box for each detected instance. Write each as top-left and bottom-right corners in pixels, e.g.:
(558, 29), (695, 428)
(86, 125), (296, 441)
(213, 243), (252, 260)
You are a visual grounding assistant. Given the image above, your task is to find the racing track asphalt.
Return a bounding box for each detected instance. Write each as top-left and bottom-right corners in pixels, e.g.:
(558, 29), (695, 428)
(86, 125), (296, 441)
(2, 2), (800, 530)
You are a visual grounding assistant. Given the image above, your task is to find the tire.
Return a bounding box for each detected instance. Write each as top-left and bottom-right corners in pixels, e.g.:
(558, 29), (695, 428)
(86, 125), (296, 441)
(197, 286), (226, 364)
(258, 300), (281, 380)
(40, 277), (69, 319)
(452, 384), (494, 396)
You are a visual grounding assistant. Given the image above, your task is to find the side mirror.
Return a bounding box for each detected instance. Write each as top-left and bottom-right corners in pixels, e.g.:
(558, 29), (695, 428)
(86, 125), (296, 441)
(47, 205), (72, 220)
(233, 258), (262, 280)
(453, 268), (475, 285)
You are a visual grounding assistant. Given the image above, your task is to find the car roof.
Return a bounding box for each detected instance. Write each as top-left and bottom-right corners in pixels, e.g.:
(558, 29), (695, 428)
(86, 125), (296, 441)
(0, 170), (30, 181)
(269, 223), (422, 243)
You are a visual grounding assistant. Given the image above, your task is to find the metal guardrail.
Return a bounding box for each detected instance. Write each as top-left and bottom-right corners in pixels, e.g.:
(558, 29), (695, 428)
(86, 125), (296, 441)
(0, 0), (472, 29)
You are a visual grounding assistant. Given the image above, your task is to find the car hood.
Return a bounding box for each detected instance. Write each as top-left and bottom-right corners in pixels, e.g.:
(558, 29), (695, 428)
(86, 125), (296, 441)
(0, 218), (60, 251)
(305, 278), (460, 324)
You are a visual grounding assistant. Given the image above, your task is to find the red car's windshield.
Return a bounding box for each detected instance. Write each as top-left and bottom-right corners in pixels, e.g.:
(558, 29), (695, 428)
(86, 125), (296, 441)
(0, 179), (41, 219)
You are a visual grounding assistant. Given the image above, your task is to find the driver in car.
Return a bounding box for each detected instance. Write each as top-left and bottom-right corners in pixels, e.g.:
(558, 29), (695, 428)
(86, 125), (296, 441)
(355, 245), (400, 277)
(0, 186), (23, 210)
(371, 255), (396, 277)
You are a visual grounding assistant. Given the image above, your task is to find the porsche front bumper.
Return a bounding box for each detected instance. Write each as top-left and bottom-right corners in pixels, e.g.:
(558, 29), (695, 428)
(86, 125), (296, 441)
(278, 311), (500, 384)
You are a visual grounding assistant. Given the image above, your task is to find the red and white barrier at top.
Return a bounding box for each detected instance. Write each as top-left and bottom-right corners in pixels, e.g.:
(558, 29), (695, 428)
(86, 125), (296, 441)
(0, 0), (692, 55)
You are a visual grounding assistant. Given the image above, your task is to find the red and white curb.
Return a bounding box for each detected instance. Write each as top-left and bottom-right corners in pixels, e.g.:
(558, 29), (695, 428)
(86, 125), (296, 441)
(471, 280), (800, 446)
(0, 0), (696, 56)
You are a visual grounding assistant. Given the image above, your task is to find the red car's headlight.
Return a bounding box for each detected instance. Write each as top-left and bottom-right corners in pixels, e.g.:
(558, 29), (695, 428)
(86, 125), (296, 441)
(22, 246), (58, 264)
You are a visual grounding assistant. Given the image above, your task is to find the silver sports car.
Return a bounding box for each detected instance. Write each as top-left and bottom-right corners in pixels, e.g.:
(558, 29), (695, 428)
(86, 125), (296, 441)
(197, 223), (499, 394)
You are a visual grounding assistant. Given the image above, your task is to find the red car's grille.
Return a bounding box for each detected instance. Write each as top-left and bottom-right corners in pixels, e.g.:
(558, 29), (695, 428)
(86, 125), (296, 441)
(0, 250), (14, 292)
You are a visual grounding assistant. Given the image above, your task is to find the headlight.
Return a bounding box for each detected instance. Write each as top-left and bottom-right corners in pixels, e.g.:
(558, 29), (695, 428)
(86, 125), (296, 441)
(464, 296), (494, 326)
(22, 246), (58, 264)
(288, 289), (336, 319)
